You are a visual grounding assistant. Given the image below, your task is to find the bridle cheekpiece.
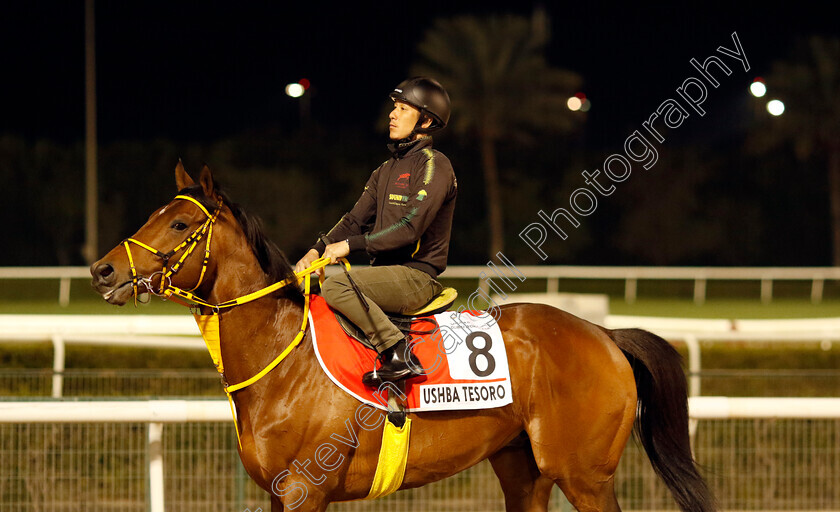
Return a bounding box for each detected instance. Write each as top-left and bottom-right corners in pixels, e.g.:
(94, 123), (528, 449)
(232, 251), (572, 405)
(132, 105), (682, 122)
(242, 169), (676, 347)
(122, 194), (221, 307)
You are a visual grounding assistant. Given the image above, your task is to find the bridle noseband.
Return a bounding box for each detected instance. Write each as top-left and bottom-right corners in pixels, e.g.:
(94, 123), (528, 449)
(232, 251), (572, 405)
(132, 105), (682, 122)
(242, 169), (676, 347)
(122, 194), (221, 306)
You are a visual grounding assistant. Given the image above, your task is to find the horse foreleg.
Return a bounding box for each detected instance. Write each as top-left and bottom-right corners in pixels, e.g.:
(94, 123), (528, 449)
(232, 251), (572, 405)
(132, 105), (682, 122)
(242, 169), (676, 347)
(489, 434), (554, 512)
(270, 494), (329, 512)
(269, 484), (329, 512)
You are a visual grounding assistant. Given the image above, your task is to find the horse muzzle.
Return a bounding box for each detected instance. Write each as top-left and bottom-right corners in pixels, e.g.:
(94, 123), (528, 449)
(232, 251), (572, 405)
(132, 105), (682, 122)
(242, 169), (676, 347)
(90, 261), (133, 305)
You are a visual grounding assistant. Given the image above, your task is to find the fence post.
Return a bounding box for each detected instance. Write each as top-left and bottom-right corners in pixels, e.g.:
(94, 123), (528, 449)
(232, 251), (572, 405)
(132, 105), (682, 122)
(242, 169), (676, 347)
(693, 278), (706, 305)
(685, 334), (701, 398)
(478, 277), (490, 296)
(684, 334), (701, 443)
(624, 277), (637, 303)
(148, 422), (165, 512)
(51, 335), (65, 398)
(59, 277), (72, 307)
(811, 278), (824, 304)
(760, 278), (773, 304)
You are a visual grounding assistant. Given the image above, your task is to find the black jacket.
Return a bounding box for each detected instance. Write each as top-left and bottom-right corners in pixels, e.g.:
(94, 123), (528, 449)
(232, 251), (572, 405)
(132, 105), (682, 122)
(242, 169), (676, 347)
(312, 137), (457, 278)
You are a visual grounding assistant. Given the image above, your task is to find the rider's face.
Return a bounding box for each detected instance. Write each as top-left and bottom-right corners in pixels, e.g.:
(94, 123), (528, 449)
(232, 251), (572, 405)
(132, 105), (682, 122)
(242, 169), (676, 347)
(389, 101), (421, 140)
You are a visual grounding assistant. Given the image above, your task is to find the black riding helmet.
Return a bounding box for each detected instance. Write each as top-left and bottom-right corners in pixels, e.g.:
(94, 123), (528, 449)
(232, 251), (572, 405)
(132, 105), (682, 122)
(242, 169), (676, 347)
(389, 77), (451, 134)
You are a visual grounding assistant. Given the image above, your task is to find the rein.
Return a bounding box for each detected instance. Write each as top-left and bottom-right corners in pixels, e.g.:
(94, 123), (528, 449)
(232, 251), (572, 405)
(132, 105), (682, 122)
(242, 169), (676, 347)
(121, 193), (347, 446)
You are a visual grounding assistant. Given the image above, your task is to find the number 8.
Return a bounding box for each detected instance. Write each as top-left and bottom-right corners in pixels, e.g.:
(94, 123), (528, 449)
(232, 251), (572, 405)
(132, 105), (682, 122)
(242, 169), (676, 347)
(465, 331), (496, 377)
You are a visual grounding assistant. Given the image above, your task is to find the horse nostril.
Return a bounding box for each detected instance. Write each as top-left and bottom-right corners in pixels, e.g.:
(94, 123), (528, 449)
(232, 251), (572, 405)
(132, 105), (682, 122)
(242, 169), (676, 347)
(93, 263), (115, 284)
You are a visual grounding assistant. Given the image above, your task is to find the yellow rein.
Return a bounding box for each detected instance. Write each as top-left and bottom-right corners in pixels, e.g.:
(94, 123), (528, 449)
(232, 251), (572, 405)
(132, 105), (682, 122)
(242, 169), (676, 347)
(223, 256), (343, 393)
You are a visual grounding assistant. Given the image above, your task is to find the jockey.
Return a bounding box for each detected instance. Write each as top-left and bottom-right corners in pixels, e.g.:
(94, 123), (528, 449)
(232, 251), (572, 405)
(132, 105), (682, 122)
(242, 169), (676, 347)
(294, 77), (456, 388)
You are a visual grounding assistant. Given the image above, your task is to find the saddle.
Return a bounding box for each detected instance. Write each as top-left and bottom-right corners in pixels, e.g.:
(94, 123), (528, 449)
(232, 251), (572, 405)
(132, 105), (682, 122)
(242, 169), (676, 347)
(331, 286), (457, 427)
(333, 287), (458, 350)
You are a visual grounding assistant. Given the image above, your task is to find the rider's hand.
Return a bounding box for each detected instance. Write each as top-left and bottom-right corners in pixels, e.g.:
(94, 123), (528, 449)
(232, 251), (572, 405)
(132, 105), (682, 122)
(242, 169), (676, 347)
(294, 249), (322, 276)
(323, 240), (350, 264)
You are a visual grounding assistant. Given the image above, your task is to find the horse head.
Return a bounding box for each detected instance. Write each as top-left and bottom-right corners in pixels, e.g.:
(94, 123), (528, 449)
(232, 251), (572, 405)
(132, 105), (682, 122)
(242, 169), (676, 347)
(91, 161), (244, 306)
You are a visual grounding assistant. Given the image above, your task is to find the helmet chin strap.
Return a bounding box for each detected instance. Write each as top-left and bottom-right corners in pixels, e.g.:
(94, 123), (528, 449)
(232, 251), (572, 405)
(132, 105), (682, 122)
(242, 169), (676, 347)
(404, 115), (436, 141)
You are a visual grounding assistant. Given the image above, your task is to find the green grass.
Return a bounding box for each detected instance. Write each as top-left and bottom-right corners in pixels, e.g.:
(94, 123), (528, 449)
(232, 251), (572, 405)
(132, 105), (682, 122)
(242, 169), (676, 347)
(440, 276), (840, 319)
(608, 298), (840, 318)
(4, 295), (838, 319)
(4, 276), (839, 318)
(0, 278), (188, 315)
(1, 281), (839, 398)
(0, 298), (188, 315)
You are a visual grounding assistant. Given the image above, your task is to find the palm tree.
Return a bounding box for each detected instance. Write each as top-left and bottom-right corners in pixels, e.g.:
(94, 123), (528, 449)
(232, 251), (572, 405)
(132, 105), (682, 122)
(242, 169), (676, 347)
(750, 35), (840, 266)
(411, 10), (583, 259)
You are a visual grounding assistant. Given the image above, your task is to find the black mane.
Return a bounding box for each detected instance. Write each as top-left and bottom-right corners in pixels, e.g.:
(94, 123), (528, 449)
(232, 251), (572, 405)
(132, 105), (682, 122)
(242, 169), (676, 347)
(178, 182), (303, 303)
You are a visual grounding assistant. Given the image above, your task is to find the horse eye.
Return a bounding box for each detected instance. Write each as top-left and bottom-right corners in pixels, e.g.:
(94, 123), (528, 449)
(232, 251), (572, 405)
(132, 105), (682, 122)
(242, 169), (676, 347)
(171, 221), (188, 231)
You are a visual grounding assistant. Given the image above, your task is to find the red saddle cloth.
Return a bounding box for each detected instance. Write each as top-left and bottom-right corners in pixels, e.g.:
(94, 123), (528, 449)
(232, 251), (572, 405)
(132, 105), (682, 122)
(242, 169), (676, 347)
(308, 294), (511, 412)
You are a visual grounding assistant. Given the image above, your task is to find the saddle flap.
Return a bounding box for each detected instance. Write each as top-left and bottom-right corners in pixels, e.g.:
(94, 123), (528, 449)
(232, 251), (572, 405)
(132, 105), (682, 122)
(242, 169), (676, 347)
(334, 312), (377, 351)
(333, 310), (432, 351)
(331, 286), (456, 350)
(332, 309), (431, 350)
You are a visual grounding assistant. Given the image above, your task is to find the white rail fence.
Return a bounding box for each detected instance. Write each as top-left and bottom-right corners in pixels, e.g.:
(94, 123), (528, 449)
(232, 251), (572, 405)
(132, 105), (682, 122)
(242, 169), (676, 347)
(0, 315), (205, 398)
(2, 314), (838, 399)
(603, 315), (840, 397)
(445, 265), (840, 304)
(3, 265), (839, 306)
(1, 315), (838, 509)
(0, 266), (92, 307)
(1, 398), (839, 511)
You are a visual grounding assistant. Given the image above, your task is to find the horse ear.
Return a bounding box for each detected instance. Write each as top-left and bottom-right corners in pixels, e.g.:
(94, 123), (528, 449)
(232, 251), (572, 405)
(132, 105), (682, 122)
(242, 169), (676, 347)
(199, 164), (217, 199)
(175, 159), (195, 190)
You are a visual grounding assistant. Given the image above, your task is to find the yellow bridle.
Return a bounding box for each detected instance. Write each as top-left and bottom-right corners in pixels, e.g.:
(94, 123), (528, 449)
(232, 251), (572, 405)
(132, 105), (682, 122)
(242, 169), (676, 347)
(122, 194), (346, 446)
(122, 195), (220, 305)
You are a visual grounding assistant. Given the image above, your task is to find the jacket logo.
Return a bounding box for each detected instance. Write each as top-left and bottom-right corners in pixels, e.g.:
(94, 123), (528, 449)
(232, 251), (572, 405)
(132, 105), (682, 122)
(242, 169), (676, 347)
(389, 193), (409, 203)
(394, 172), (410, 189)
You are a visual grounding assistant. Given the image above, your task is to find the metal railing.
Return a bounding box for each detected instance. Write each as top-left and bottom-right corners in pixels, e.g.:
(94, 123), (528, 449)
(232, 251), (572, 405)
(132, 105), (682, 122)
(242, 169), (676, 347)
(0, 266), (92, 307)
(3, 265), (839, 306)
(440, 265), (840, 304)
(2, 398), (839, 511)
(3, 314), (838, 399)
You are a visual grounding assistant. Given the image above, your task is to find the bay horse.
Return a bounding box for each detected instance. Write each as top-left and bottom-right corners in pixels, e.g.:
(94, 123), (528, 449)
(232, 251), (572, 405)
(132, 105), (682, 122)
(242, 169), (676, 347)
(90, 163), (715, 512)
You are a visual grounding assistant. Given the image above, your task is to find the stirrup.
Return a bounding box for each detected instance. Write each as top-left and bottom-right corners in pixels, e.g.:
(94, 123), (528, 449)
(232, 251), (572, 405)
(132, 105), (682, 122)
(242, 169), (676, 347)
(387, 381), (408, 428)
(399, 287), (458, 317)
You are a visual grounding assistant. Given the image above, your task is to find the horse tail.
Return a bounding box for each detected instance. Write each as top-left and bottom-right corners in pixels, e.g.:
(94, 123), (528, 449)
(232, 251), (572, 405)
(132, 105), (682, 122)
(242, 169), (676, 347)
(608, 328), (716, 512)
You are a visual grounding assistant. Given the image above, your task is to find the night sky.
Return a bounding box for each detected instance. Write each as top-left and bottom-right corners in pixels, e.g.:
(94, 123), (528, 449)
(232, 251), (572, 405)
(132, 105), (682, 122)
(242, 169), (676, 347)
(3, 2), (837, 146)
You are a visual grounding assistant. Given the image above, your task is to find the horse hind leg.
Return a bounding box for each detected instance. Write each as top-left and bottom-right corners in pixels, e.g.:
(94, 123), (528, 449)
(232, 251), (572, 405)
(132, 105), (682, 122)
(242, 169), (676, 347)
(530, 418), (628, 512)
(554, 475), (621, 512)
(489, 433), (554, 512)
(527, 414), (627, 511)
(526, 388), (632, 511)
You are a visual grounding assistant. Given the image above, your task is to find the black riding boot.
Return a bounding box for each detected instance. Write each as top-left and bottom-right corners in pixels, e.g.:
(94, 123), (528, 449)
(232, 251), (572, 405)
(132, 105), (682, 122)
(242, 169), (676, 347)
(362, 338), (424, 387)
